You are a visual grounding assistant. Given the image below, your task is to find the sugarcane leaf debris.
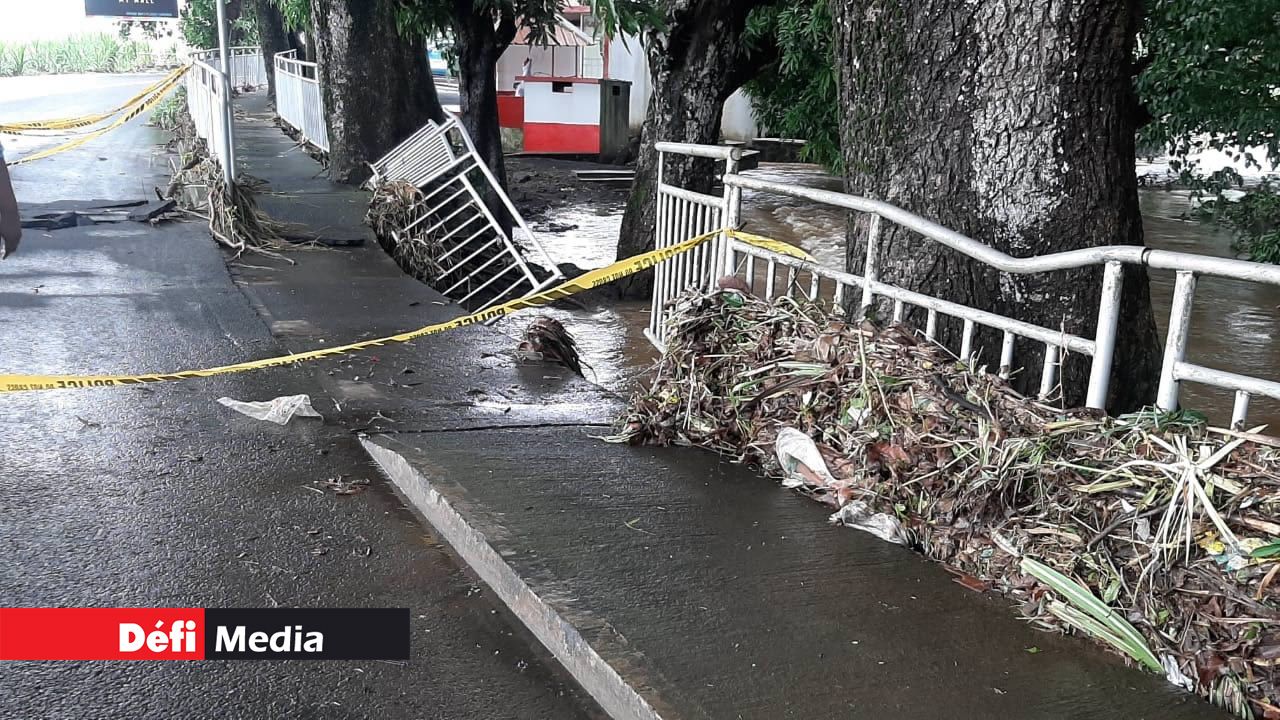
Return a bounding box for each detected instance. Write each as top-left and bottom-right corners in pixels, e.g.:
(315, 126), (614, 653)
(613, 289), (1280, 716)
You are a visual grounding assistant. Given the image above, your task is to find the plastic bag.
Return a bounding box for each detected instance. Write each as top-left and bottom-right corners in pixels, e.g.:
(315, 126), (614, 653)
(774, 427), (836, 488)
(217, 394), (323, 425)
(829, 501), (911, 545)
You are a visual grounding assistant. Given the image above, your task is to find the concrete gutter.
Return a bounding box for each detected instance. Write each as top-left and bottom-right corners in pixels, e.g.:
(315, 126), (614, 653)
(363, 437), (665, 720)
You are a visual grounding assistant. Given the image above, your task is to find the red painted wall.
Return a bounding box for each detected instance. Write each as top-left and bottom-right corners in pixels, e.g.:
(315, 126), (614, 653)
(523, 123), (600, 154)
(497, 93), (525, 130)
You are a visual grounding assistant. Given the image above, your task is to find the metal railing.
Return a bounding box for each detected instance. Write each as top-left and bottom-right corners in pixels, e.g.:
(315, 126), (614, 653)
(189, 46), (267, 88)
(184, 58), (233, 176)
(368, 117), (563, 311)
(649, 142), (1280, 428)
(273, 50), (329, 152)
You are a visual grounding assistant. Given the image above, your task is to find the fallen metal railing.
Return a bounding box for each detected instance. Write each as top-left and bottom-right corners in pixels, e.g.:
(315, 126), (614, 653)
(368, 118), (563, 311)
(650, 142), (1280, 428)
(273, 50), (329, 152)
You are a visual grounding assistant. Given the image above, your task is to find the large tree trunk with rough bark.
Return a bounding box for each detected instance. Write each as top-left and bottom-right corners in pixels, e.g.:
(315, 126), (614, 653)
(252, 0), (290, 98)
(310, 0), (444, 184)
(832, 0), (1160, 411)
(452, 5), (516, 195)
(613, 0), (774, 299)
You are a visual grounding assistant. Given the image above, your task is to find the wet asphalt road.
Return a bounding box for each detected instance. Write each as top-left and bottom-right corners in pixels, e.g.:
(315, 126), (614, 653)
(0, 75), (599, 719)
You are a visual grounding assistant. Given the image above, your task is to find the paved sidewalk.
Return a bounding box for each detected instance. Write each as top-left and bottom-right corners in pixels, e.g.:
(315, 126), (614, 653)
(227, 97), (1227, 719)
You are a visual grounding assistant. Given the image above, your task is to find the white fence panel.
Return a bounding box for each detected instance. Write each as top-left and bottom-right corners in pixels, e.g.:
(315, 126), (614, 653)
(190, 47), (266, 88)
(184, 58), (232, 174)
(273, 50), (329, 152)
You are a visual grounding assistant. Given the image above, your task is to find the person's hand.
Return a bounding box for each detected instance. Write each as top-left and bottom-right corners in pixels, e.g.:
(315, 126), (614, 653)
(0, 221), (19, 259)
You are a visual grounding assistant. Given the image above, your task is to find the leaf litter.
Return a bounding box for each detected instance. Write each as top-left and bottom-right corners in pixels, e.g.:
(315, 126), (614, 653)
(611, 289), (1280, 719)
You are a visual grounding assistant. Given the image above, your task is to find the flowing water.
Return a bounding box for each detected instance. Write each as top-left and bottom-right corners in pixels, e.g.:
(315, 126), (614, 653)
(519, 164), (1279, 429)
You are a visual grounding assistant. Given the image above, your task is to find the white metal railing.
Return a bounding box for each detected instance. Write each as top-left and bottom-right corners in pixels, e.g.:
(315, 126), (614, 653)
(184, 58), (233, 175)
(368, 118), (563, 311)
(189, 46), (267, 88)
(649, 142), (1280, 428)
(273, 50), (329, 152)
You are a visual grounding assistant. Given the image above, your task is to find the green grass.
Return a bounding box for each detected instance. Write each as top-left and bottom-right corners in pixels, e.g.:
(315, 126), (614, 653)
(0, 34), (168, 77)
(149, 86), (188, 131)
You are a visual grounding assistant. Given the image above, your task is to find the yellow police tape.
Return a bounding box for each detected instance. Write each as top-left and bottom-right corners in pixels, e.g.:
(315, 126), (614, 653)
(0, 230), (810, 393)
(6, 69), (187, 167)
(0, 66), (189, 134)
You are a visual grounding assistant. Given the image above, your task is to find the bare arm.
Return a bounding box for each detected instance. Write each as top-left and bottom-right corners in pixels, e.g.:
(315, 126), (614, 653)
(0, 161), (19, 258)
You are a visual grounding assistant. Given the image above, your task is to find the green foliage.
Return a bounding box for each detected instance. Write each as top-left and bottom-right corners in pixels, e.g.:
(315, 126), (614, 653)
(393, 1), (658, 46)
(181, 0), (219, 49)
(1137, 0), (1280, 169)
(742, 0), (841, 171)
(272, 0), (312, 32)
(1193, 183), (1280, 264)
(0, 34), (155, 77)
(150, 85), (189, 131)
(1021, 557), (1163, 673)
(1252, 541), (1280, 559)
(181, 0), (260, 50)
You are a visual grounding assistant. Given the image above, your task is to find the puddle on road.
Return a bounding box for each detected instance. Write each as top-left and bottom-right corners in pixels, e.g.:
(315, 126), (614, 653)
(516, 163), (1277, 427)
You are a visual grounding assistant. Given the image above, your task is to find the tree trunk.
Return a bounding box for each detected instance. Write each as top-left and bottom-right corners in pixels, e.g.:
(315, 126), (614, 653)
(252, 0), (290, 99)
(288, 32), (311, 62)
(614, 0), (774, 299)
(452, 4), (517, 229)
(309, 0), (445, 184)
(832, 0), (1160, 411)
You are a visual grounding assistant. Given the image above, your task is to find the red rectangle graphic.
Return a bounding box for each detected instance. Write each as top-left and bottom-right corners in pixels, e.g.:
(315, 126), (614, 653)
(0, 608), (206, 660)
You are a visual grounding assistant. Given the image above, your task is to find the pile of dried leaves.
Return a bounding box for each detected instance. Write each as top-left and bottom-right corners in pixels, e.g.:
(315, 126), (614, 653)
(366, 180), (446, 283)
(614, 290), (1280, 719)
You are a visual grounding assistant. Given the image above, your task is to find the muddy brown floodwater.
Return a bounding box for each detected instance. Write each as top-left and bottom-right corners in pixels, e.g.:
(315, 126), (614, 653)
(507, 158), (1279, 429)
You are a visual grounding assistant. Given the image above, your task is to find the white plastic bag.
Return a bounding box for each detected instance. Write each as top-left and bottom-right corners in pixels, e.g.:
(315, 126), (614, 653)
(217, 394), (323, 425)
(829, 501), (911, 545)
(774, 427), (835, 488)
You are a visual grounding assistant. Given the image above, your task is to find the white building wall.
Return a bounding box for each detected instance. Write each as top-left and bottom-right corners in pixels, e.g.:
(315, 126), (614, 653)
(523, 81), (601, 125)
(497, 31), (760, 141)
(605, 33), (758, 141)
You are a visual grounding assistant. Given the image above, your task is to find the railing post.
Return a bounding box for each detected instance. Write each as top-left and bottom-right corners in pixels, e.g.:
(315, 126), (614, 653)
(648, 151), (667, 344)
(1157, 271), (1197, 411)
(1085, 261), (1124, 410)
(214, 0), (235, 183)
(860, 214), (882, 316)
(719, 151), (742, 281)
(1232, 391), (1250, 430)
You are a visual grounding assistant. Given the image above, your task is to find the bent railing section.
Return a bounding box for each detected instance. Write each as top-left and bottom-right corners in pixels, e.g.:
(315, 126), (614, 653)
(368, 118), (563, 312)
(650, 142), (1280, 428)
(273, 50), (329, 152)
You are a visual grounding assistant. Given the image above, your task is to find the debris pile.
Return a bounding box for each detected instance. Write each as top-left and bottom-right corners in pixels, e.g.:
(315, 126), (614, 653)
(613, 289), (1280, 718)
(161, 102), (285, 258)
(366, 180), (446, 283)
(517, 316), (586, 378)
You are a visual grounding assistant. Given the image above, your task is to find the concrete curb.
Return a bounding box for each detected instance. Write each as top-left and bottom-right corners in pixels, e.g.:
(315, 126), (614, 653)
(360, 436), (666, 720)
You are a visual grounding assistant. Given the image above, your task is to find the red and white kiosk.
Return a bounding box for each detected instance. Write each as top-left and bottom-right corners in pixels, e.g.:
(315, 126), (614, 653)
(496, 7), (631, 161)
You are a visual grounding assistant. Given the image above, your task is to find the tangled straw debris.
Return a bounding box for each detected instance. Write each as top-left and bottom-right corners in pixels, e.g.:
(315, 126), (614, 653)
(613, 289), (1280, 719)
(161, 100), (287, 260)
(366, 180), (447, 283)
